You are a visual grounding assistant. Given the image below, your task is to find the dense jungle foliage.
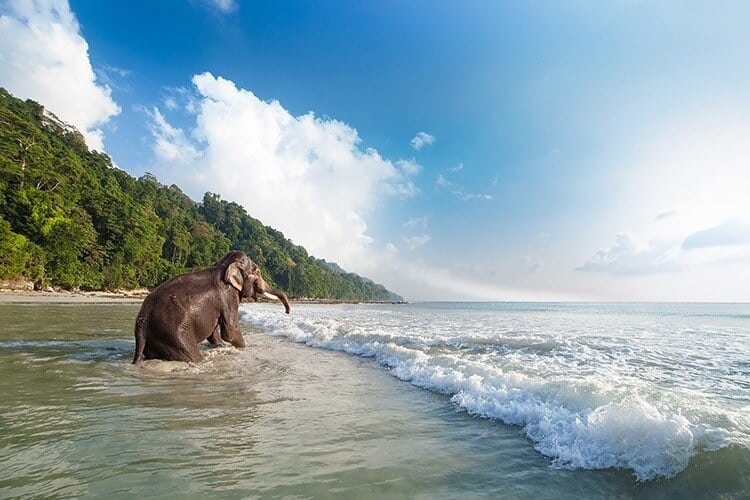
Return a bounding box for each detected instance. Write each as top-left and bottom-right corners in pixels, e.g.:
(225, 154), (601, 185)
(0, 88), (401, 301)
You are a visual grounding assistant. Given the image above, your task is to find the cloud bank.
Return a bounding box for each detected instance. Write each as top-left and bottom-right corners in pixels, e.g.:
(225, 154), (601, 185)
(578, 219), (750, 278)
(149, 72), (418, 274)
(577, 234), (681, 276)
(682, 219), (750, 250)
(0, 0), (120, 151)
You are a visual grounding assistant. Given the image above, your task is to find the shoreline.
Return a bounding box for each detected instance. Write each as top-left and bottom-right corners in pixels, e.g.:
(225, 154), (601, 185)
(0, 289), (146, 303)
(0, 289), (407, 305)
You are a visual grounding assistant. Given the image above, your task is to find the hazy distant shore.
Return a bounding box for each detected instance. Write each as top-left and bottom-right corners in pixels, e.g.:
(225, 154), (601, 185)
(0, 289), (406, 305)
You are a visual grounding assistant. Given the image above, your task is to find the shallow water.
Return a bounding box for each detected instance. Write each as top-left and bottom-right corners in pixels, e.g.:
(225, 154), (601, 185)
(0, 302), (748, 498)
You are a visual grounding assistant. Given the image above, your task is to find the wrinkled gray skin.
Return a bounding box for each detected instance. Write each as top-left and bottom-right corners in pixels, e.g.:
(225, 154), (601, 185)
(132, 251), (290, 364)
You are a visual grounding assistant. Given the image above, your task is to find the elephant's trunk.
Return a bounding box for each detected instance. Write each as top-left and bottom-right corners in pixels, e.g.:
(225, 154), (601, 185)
(263, 287), (291, 314)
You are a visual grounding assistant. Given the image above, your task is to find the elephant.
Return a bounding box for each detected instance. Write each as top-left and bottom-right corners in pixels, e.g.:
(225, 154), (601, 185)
(132, 250), (290, 364)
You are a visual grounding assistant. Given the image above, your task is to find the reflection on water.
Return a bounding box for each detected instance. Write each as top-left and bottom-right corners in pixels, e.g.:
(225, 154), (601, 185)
(0, 303), (748, 498)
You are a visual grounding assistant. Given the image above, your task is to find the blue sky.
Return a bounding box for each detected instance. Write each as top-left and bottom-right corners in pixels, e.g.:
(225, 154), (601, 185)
(1, 0), (749, 300)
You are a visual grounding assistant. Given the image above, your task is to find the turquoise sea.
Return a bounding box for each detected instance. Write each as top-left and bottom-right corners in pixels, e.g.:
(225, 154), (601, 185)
(1, 301), (748, 498)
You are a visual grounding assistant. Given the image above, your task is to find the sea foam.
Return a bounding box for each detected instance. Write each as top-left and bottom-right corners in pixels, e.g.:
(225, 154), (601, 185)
(240, 304), (750, 481)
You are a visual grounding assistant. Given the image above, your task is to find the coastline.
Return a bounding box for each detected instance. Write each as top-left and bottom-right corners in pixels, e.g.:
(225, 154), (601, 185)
(0, 289), (407, 305)
(0, 289), (146, 303)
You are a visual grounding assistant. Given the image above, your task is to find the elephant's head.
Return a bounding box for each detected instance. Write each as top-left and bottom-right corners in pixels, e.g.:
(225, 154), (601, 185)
(215, 251), (291, 314)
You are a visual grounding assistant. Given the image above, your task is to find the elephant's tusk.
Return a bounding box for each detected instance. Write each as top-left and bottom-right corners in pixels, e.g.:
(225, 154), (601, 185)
(263, 291), (280, 301)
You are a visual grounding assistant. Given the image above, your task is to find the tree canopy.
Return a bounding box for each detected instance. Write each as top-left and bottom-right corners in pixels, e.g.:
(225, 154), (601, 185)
(0, 88), (402, 301)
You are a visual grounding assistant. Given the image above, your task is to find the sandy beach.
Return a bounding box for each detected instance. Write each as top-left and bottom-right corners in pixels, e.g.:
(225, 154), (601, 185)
(0, 289), (147, 303)
(0, 290), (405, 305)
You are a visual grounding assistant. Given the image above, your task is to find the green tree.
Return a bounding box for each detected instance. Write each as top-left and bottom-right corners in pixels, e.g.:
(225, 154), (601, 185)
(0, 87), (402, 300)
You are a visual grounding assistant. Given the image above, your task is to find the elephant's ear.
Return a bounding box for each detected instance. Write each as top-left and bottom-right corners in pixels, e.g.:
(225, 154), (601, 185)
(224, 262), (244, 291)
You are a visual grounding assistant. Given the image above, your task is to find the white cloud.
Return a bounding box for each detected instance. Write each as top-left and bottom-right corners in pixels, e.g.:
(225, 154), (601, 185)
(162, 86), (199, 113)
(404, 216), (428, 228)
(435, 173), (493, 201)
(163, 96), (179, 110)
(410, 131), (434, 150)
(461, 193), (493, 201)
(435, 174), (450, 187)
(147, 72), (418, 274)
(619, 120), (750, 242)
(146, 107), (200, 163)
(0, 0), (120, 151)
(95, 64), (131, 94)
(682, 219), (750, 250)
(403, 234), (431, 251)
(579, 120), (750, 290)
(579, 221), (750, 282)
(100, 64), (130, 78)
(206, 0), (236, 13)
(395, 158), (422, 176)
(577, 233), (682, 276)
(403, 216), (431, 251)
(385, 243), (398, 259)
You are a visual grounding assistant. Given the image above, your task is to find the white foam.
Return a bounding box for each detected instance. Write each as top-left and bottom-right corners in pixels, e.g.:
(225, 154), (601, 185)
(135, 359), (197, 373)
(240, 305), (750, 481)
(132, 345), (244, 375)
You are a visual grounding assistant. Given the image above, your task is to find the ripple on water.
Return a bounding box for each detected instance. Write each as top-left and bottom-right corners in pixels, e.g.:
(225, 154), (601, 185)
(1, 302), (749, 497)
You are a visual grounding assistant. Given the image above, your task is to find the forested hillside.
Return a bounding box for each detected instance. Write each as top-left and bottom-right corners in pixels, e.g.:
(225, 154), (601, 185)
(0, 88), (401, 301)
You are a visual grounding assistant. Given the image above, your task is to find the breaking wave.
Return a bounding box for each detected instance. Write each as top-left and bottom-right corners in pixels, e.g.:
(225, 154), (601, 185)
(240, 303), (750, 481)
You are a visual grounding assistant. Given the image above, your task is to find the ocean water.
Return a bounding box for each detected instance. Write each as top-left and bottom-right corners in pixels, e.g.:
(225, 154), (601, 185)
(0, 301), (748, 498)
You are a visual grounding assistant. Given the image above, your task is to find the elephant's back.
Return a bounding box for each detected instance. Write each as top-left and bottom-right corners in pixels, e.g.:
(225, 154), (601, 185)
(140, 273), (220, 333)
